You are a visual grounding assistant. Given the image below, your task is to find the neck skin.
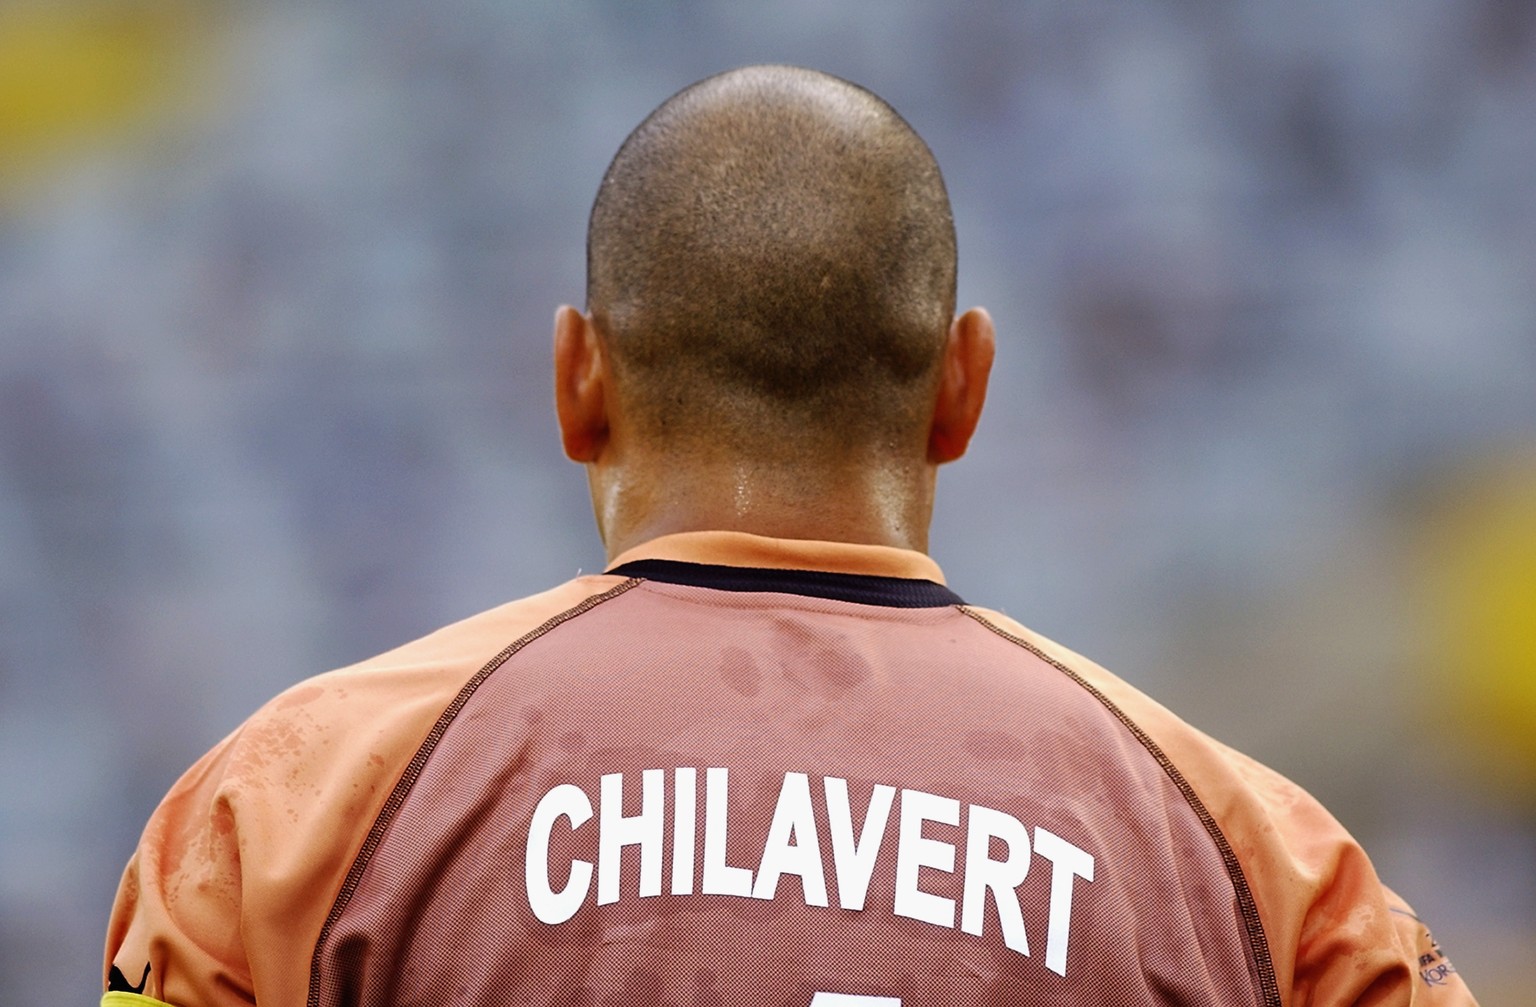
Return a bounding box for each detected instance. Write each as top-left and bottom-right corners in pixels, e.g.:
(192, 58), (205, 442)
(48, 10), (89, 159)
(588, 449), (938, 562)
(553, 304), (994, 565)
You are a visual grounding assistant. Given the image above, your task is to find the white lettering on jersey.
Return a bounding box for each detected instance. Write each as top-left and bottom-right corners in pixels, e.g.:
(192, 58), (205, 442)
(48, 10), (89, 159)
(893, 789), (960, 928)
(702, 766), (753, 896)
(524, 769), (1097, 976)
(671, 767), (697, 895)
(961, 804), (1031, 954)
(753, 772), (828, 905)
(824, 776), (895, 911)
(1034, 826), (1096, 976)
(597, 769), (664, 904)
(525, 783), (593, 924)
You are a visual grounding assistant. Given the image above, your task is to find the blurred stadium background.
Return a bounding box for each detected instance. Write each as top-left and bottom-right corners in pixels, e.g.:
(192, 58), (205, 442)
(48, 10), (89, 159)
(2, 1), (1533, 1002)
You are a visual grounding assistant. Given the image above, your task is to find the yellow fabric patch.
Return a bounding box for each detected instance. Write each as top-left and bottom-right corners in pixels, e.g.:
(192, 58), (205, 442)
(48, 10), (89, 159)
(102, 993), (175, 1007)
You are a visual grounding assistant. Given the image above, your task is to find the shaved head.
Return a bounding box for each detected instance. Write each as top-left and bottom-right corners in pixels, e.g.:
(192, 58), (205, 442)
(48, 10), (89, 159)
(586, 65), (957, 459)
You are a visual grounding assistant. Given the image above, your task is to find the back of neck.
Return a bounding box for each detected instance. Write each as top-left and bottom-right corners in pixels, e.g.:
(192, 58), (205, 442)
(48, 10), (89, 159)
(590, 454), (936, 562)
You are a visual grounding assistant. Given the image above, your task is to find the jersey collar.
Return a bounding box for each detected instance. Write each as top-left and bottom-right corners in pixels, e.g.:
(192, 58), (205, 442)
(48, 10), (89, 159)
(604, 531), (961, 608)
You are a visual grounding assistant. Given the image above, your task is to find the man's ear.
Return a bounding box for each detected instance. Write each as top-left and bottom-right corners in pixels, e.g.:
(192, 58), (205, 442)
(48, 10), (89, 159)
(553, 305), (610, 463)
(927, 307), (995, 464)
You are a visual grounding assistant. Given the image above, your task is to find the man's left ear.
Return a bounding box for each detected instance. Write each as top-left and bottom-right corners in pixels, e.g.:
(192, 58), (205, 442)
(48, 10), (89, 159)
(927, 307), (995, 464)
(553, 305), (611, 463)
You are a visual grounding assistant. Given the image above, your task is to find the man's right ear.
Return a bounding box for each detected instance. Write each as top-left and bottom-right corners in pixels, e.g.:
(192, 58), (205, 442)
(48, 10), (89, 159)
(553, 305), (610, 463)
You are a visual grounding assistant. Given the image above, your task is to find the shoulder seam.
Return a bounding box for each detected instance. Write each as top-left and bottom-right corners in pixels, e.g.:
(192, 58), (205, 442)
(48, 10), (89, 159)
(305, 577), (644, 1007)
(960, 607), (1282, 1007)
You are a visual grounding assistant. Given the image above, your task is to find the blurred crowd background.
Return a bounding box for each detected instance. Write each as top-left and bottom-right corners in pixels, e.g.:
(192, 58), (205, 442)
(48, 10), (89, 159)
(2, 1), (1534, 1002)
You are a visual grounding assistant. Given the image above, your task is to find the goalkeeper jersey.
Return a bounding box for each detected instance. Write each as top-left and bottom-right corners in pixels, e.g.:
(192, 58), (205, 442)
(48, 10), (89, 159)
(102, 531), (1477, 1007)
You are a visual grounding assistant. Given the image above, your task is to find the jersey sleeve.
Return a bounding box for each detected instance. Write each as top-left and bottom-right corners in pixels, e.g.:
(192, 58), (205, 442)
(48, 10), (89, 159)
(103, 727), (258, 1007)
(100, 653), (492, 1006)
(101, 575), (626, 1007)
(1202, 734), (1480, 1007)
(1383, 892), (1474, 1002)
(964, 605), (1480, 1007)
(101, 661), (482, 1007)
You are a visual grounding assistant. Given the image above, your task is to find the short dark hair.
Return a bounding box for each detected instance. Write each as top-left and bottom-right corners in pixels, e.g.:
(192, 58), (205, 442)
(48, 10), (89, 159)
(586, 65), (957, 458)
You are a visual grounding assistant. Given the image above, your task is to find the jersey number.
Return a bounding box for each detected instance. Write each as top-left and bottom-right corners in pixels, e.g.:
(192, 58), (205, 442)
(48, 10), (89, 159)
(810, 995), (901, 1007)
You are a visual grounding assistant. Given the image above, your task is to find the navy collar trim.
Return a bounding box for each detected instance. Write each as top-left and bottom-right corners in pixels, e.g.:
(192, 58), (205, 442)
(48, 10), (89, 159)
(606, 558), (965, 608)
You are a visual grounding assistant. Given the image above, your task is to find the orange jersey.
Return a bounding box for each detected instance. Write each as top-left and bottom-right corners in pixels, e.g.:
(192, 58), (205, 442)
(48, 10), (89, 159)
(103, 532), (1477, 1007)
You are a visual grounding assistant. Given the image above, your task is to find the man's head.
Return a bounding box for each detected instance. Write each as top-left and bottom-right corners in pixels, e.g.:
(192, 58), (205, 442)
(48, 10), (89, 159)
(556, 65), (993, 556)
(589, 64), (958, 455)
